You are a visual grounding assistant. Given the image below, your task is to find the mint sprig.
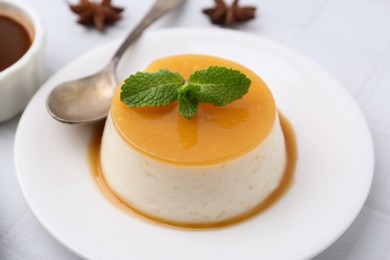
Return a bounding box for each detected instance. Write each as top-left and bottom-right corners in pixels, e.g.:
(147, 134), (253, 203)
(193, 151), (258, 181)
(177, 84), (200, 119)
(120, 69), (184, 107)
(120, 66), (251, 119)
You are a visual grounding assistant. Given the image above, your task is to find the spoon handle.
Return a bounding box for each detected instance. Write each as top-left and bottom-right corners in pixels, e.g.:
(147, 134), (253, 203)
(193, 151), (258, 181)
(108, 0), (185, 71)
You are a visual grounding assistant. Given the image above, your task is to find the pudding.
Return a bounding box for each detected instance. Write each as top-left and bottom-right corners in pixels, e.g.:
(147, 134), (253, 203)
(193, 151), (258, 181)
(100, 55), (287, 227)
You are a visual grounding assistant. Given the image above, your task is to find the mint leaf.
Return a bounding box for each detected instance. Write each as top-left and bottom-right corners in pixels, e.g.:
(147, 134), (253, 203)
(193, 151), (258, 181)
(177, 84), (200, 119)
(187, 66), (251, 106)
(120, 69), (184, 107)
(120, 66), (252, 119)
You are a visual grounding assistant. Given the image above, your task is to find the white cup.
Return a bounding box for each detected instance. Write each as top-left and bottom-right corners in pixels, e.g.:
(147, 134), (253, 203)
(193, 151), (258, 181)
(0, 0), (45, 122)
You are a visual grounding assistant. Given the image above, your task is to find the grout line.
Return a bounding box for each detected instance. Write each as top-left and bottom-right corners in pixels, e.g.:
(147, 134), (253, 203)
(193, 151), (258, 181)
(361, 204), (390, 222)
(302, 0), (339, 31)
(369, 123), (390, 136)
(358, 59), (390, 105)
(304, 0), (344, 33)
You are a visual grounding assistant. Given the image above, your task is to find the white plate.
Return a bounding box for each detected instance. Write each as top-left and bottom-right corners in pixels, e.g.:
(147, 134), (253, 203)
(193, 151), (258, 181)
(14, 28), (374, 260)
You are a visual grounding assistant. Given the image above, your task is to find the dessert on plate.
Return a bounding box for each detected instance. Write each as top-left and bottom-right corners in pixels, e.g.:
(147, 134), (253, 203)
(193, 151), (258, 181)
(99, 55), (287, 227)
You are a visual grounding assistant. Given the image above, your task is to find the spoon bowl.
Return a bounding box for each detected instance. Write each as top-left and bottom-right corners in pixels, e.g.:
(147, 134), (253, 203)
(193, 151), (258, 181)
(47, 69), (116, 124)
(46, 0), (186, 124)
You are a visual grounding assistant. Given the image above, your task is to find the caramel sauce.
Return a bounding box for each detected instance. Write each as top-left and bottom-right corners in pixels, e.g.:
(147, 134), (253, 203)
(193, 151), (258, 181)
(88, 113), (297, 230)
(0, 15), (32, 71)
(111, 55), (276, 165)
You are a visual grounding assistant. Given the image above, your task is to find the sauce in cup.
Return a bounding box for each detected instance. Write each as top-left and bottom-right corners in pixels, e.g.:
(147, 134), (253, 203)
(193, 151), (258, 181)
(0, 15), (32, 71)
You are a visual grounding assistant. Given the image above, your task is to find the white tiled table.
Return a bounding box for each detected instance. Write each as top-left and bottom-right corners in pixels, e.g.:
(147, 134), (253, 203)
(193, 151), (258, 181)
(1, 0), (389, 259)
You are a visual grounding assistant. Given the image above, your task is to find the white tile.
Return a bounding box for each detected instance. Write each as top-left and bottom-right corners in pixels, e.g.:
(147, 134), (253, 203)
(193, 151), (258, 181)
(155, 0), (302, 46)
(0, 213), (80, 260)
(257, 0), (329, 27)
(293, 34), (381, 96)
(364, 128), (390, 216)
(315, 207), (390, 260)
(247, 15), (302, 45)
(363, 66), (390, 129)
(311, 0), (390, 54)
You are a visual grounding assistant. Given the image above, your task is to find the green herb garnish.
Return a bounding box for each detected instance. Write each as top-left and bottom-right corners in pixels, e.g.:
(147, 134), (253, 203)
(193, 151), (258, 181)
(120, 66), (251, 119)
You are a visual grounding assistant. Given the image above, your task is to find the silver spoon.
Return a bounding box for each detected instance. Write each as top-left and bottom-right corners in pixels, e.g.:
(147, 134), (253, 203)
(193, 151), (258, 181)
(47, 0), (186, 124)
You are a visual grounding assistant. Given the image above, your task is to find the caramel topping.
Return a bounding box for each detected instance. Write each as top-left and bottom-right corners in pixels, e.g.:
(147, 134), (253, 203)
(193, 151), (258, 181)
(111, 55), (276, 165)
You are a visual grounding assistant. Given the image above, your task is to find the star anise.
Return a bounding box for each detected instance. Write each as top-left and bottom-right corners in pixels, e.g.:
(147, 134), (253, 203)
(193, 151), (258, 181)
(203, 0), (256, 27)
(68, 0), (124, 31)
